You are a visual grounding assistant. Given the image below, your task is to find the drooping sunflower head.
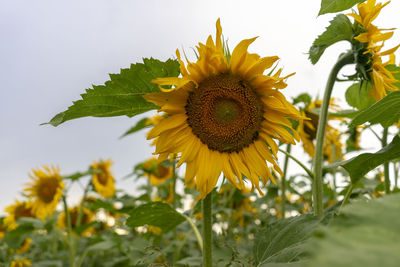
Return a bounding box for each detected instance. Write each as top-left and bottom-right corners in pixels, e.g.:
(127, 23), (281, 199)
(348, 0), (400, 101)
(91, 159), (116, 198)
(142, 158), (173, 186)
(144, 19), (303, 198)
(4, 200), (35, 230)
(10, 259), (32, 267)
(58, 206), (94, 236)
(24, 166), (64, 219)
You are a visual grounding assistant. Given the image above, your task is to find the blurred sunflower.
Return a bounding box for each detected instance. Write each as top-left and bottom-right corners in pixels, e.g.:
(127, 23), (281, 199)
(348, 0), (400, 101)
(91, 159), (116, 198)
(144, 19), (303, 198)
(0, 218), (5, 239)
(298, 100), (343, 163)
(24, 166), (64, 219)
(16, 238), (32, 254)
(58, 206), (94, 236)
(10, 259), (32, 267)
(4, 200), (35, 230)
(142, 158), (173, 186)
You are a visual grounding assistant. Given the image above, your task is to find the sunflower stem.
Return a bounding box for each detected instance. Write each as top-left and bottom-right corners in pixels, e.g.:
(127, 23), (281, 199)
(76, 179), (91, 228)
(339, 184), (354, 214)
(278, 148), (313, 179)
(382, 127), (390, 194)
(172, 156), (179, 264)
(202, 193), (213, 267)
(62, 195), (76, 267)
(313, 51), (354, 217)
(281, 144), (291, 219)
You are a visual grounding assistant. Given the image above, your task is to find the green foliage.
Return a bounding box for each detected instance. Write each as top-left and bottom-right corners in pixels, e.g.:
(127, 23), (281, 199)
(386, 64), (400, 89)
(46, 58), (179, 126)
(253, 215), (320, 266)
(318, 0), (365, 15)
(127, 201), (186, 233)
(120, 117), (150, 138)
(332, 135), (400, 184)
(306, 194), (400, 267)
(345, 82), (375, 110)
(350, 91), (400, 128)
(309, 14), (353, 64)
(292, 93), (312, 106)
(64, 168), (100, 181)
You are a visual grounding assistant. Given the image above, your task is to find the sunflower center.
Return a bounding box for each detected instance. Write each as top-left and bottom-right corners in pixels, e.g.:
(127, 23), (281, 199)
(38, 178), (58, 203)
(15, 204), (33, 219)
(304, 110), (319, 140)
(97, 166), (109, 185)
(185, 74), (263, 153)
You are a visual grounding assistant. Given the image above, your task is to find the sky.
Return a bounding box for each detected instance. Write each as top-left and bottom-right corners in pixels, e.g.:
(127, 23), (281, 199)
(1, 0), (399, 213)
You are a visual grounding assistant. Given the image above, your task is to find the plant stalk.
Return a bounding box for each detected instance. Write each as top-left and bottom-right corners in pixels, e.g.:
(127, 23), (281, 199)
(382, 128), (390, 194)
(281, 144), (292, 219)
(172, 156), (179, 264)
(313, 51), (354, 217)
(62, 195), (76, 267)
(339, 184), (354, 214)
(202, 193), (212, 267)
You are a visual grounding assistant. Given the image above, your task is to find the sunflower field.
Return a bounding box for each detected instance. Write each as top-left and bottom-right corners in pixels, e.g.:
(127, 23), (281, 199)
(2, 0), (400, 266)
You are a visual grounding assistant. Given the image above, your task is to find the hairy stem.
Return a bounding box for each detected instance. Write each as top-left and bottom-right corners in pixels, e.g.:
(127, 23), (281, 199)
(202, 193), (212, 267)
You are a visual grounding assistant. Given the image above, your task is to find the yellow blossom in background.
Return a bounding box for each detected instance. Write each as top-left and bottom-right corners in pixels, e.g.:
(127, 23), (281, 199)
(143, 158), (173, 186)
(58, 206), (94, 236)
(348, 0), (400, 101)
(16, 238), (32, 254)
(10, 259), (32, 267)
(24, 166), (64, 219)
(144, 19), (303, 198)
(4, 200), (35, 230)
(147, 225), (162, 235)
(298, 100), (343, 163)
(91, 159), (116, 198)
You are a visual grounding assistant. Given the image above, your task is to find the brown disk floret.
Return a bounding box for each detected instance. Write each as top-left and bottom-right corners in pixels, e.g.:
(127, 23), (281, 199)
(185, 74), (263, 153)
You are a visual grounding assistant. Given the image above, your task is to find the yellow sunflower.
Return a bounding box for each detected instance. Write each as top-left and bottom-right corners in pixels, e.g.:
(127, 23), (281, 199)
(0, 219), (5, 239)
(298, 100), (343, 163)
(4, 200), (35, 230)
(58, 206), (94, 236)
(144, 19), (303, 198)
(142, 158), (173, 186)
(10, 259), (32, 267)
(24, 166), (64, 219)
(91, 159), (116, 198)
(16, 238), (32, 254)
(348, 0), (400, 101)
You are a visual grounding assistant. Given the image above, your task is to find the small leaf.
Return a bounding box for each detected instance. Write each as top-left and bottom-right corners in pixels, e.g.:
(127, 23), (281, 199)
(319, 0), (365, 15)
(345, 82), (375, 110)
(292, 93), (312, 106)
(306, 194), (400, 267)
(331, 135), (400, 184)
(46, 58), (179, 126)
(120, 117), (150, 138)
(386, 64), (400, 89)
(88, 240), (115, 251)
(350, 91), (400, 128)
(309, 14), (353, 64)
(253, 214), (320, 266)
(64, 168), (100, 181)
(126, 202), (185, 233)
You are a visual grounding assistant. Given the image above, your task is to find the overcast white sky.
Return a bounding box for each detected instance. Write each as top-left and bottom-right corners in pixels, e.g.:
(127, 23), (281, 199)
(1, 0), (399, 213)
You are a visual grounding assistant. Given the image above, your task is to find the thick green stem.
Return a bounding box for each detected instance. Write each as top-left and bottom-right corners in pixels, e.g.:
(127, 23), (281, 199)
(382, 128), (390, 194)
(172, 156), (179, 264)
(339, 184), (354, 214)
(62, 195), (76, 267)
(313, 52), (354, 217)
(281, 144), (291, 219)
(202, 193), (212, 267)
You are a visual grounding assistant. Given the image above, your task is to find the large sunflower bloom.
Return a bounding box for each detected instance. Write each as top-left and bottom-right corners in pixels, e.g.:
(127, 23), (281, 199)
(91, 159), (116, 198)
(144, 19), (303, 198)
(24, 166), (64, 219)
(348, 0), (400, 101)
(298, 100), (343, 163)
(4, 200), (35, 230)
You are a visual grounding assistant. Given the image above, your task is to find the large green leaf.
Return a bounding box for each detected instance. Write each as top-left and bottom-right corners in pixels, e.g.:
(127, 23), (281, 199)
(345, 82), (375, 111)
(318, 0), (365, 15)
(331, 135), (400, 184)
(309, 14), (353, 64)
(126, 202), (185, 233)
(306, 194), (400, 267)
(350, 91), (400, 128)
(46, 58), (179, 126)
(253, 215), (320, 266)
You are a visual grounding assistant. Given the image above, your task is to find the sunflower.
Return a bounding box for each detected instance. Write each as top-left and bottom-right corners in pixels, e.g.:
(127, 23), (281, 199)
(142, 158), (173, 186)
(144, 19), (303, 198)
(0, 218), (5, 239)
(24, 166), (64, 219)
(10, 259), (32, 267)
(16, 238), (32, 254)
(91, 159), (116, 198)
(298, 100), (343, 163)
(58, 206), (94, 236)
(4, 200), (35, 230)
(348, 0), (400, 101)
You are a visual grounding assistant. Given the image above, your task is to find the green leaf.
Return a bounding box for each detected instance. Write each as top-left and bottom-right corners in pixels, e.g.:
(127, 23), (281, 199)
(309, 14), (353, 64)
(126, 202), (186, 233)
(319, 0), (365, 15)
(64, 168), (100, 181)
(46, 58), (179, 126)
(345, 82), (375, 110)
(253, 214), (320, 266)
(331, 135), (400, 184)
(292, 93), (312, 106)
(386, 64), (400, 89)
(4, 223), (35, 248)
(350, 91), (400, 128)
(306, 194), (400, 267)
(88, 240), (116, 251)
(120, 117), (150, 138)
